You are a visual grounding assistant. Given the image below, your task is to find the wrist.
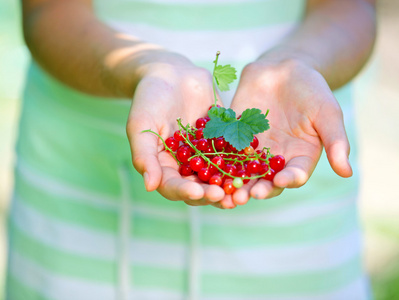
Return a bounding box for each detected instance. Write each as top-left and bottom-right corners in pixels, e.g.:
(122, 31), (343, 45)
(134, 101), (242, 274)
(256, 46), (320, 73)
(241, 53), (320, 92)
(104, 49), (194, 98)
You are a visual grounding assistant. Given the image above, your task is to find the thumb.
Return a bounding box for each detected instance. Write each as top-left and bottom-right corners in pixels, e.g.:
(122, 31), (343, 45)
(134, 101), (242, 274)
(127, 116), (163, 191)
(314, 101), (353, 178)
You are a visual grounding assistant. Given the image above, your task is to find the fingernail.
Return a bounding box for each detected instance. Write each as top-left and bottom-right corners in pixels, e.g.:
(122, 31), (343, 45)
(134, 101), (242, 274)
(144, 172), (150, 190)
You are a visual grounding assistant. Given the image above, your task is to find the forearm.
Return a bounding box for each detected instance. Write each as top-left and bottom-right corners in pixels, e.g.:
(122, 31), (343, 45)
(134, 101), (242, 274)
(22, 0), (190, 98)
(258, 0), (376, 90)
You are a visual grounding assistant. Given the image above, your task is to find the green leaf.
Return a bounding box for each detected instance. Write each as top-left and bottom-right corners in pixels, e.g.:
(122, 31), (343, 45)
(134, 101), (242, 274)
(214, 64), (237, 91)
(203, 107), (270, 150)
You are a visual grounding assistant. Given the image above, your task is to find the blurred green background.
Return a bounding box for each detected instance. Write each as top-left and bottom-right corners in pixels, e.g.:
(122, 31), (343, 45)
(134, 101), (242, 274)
(1, 0), (398, 299)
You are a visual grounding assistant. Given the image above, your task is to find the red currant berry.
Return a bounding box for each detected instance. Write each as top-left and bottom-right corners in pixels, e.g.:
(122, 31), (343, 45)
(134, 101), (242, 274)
(236, 169), (250, 184)
(234, 162), (244, 171)
(176, 145), (192, 163)
(247, 160), (261, 174)
(198, 167), (212, 182)
(187, 133), (194, 141)
(209, 164), (218, 175)
(191, 139), (198, 148)
(165, 137), (178, 152)
(258, 162), (269, 175)
(189, 145), (197, 155)
(250, 136), (259, 149)
(224, 164), (237, 177)
(196, 138), (209, 151)
(180, 164), (194, 176)
(256, 150), (267, 160)
(195, 128), (204, 139)
(173, 130), (184, 142)
(211, 156), (225, 169)
(214, 137), (227, 151)
(179, 131), (194, 143)
(209, 173), (223, 186)
(244, 146), (254, 155)
(225, 143), (238, 153)
(263, 168), (276, 181)
(223, 179), (236, 195)
(189, 156), (205, 172)
(205, 146), (215, 154)
(233, 177), (244, 189)
(269, 155), (285, 172)
(237, 154), (246, 161)
(195, 118), (208, 129)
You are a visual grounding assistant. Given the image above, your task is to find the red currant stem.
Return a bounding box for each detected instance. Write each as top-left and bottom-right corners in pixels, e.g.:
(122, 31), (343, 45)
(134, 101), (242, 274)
(211, 51), (221, 107)
(265, 109), (270, 118)
(141, 129), (181, 165)
(223, 157), (238, 162)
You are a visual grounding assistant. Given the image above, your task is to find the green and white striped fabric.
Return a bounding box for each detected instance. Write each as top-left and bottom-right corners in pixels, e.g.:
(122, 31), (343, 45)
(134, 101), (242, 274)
(7, 0), (370, 299)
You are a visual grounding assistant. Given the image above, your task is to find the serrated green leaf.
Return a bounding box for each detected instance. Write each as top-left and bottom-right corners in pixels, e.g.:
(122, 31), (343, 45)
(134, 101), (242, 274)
(240, 108), (270, 133)
(214, 64), (237, 91)
(203, 107), (270, 150)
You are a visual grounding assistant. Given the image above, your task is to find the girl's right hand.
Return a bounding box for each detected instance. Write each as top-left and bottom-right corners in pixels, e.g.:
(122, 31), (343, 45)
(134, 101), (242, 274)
(126, 51), (237, 208)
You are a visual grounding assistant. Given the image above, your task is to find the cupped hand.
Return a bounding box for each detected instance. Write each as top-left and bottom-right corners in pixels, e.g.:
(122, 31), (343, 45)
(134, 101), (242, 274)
(126, 51), (236, 208)
(229, 59), (352, 205)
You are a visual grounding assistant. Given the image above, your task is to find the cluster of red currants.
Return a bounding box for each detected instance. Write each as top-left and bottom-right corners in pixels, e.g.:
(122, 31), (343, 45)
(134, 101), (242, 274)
(162, 115), (286, 195)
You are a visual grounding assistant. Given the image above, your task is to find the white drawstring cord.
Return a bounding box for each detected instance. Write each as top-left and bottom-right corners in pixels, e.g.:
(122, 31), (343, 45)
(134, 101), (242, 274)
(188, 206), (201, 300)
(117, 165), (132, 300)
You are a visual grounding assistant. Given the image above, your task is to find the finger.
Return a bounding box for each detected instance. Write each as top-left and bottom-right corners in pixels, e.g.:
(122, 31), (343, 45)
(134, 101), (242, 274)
(219, 195), (236, 209)
(232, 179), (257, 206)
(273, 155), (317, 188)
(250, 179), (284, 200)
(157, 166), (205, 201)
(183, 185), (224, 207)
(202, 184), (225, 203)
(314, 102), (352, 178)
(183, 183), (225, 207)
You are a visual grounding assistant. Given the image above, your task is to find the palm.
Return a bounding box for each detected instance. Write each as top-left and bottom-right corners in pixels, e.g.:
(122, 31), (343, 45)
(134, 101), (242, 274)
(230, 61), (352, 201)
(258, 97), (323, 188)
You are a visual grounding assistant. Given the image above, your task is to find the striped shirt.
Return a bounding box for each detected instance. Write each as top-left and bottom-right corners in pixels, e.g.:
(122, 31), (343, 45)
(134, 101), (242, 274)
(7, 0), (370, 299)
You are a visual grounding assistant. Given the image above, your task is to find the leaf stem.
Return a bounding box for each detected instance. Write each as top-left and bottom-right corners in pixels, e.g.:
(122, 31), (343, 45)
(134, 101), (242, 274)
(212, 51), (221, 107)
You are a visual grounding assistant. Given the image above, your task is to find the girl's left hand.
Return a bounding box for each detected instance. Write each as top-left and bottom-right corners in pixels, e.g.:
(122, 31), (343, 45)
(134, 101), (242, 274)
(229, 59), (353, 205)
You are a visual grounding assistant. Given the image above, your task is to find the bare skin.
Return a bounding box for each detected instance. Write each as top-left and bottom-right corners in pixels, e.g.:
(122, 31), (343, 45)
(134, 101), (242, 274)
(22, 0), (376, 208)
(230, 0), (376, 205)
